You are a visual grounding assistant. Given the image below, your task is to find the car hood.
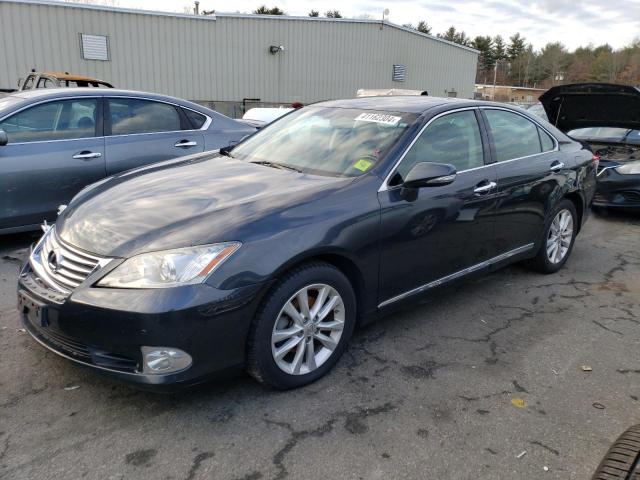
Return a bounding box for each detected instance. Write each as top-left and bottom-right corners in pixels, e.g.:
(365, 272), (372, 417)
(57, 152), (350, 257)
(539, 83), (640, 132)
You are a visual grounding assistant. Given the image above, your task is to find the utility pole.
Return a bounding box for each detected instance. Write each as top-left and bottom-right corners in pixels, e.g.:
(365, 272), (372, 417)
(492, 61), (498, 100)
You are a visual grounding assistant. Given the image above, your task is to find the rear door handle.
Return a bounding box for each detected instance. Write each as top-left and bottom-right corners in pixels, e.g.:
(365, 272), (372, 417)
(174, 140), (198, 148)
(549, 161), (565, 172)
(73, 151), (102, 160)
(473, 181), (497, 194)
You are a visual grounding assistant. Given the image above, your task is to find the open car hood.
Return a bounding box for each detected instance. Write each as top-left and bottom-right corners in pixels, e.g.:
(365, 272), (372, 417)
(539, 83), (640, 133)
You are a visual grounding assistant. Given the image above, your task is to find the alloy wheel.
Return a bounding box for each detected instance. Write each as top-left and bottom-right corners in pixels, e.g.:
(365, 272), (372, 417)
(271, 283), (345, 375)
(546, 209), (574, 264)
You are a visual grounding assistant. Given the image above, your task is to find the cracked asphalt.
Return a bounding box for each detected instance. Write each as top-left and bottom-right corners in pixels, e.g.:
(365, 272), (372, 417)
(1, 210), (639, 480)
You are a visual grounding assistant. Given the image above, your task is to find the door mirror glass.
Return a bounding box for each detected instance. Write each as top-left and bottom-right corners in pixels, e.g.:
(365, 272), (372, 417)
(0, 129), (7, 146)
(404, 162), (457, 188)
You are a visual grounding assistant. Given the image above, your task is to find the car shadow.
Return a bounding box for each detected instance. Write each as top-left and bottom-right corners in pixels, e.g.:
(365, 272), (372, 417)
(591, 207), (640, 225)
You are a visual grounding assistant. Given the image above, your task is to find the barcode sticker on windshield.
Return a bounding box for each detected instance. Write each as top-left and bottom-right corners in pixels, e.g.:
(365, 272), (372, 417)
(355, 113), (401, 126)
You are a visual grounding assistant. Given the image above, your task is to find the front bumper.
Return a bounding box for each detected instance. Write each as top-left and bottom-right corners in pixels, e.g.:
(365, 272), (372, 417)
(595, 167), (640, 209)
(18, 262), (265, 390)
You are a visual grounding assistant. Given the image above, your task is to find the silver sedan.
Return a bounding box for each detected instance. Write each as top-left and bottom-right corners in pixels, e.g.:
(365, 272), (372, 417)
(0, 88), (255, 234)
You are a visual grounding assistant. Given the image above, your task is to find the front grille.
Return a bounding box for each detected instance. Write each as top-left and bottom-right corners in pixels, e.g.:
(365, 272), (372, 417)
(29, 227), (110, 295)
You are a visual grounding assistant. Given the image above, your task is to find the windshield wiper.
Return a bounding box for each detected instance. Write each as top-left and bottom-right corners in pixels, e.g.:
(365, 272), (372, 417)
(250, 161), (303, 173)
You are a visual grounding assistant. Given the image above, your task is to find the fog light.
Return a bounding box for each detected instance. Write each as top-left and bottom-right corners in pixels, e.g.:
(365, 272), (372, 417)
(141, 347), (192, 374)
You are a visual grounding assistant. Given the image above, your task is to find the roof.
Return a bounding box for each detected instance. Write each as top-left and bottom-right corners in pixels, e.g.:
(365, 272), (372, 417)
(9, 0), (479, 54)
(315, 96), (473, 113)
(3, 88), (214, 113)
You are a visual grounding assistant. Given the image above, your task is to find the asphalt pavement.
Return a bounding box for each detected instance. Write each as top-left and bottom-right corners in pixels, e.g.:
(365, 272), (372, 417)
(1, 210), (639, 480)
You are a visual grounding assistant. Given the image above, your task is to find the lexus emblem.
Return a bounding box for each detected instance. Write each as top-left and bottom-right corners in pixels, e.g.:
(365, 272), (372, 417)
(47, 249), (64, 272)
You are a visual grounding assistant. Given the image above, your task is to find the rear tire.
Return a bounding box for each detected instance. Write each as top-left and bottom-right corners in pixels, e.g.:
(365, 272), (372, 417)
(527, 199), (578, 274)
(592, 425), (640, 479)
(246, 262), (356, 390)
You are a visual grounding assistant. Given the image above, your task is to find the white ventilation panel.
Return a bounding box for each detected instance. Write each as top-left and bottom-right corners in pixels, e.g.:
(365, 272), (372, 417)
(81, 34), (109, 61)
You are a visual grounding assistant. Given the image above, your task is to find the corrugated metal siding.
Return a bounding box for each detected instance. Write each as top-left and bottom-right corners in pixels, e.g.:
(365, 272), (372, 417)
(0, 1), (478, 101)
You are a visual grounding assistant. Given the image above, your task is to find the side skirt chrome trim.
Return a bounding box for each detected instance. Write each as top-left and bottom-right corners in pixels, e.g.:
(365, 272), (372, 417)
(378, 243), (535, 309)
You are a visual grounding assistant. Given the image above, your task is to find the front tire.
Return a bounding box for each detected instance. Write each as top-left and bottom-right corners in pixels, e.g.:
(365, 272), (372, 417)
(528, 199), (578, 274)
(247, 262), (356, 390)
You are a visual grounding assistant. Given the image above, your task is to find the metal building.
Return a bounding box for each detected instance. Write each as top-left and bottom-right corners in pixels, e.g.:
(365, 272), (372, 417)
(0, 0), (478, 117)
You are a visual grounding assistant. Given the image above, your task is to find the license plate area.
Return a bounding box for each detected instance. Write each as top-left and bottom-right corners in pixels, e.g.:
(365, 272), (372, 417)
(18, 290), (49, 327)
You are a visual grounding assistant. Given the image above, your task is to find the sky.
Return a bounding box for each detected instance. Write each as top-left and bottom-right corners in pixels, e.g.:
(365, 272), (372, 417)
(84, 0), (640, 50)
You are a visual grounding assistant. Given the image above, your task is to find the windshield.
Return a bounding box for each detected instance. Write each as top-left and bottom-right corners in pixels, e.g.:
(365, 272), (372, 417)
(230, 107), (418, 177)
(568, 127), (640, 145)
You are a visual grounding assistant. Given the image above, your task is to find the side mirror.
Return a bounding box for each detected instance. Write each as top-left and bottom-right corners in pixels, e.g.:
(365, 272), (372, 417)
(0, 129), (8, 146)
(404, 162), (457, 188)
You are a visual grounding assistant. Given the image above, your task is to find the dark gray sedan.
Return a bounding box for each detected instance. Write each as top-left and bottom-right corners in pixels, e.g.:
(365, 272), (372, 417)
(0, 88), (255, 234)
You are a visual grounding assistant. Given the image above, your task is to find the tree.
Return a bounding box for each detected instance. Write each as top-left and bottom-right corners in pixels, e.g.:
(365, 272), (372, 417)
(472, 36), (494, 67)
(566, 45), (595, 82)
(416, 20), (431, 35)
(507, 33), (526, 60)
(538, 42), (570, 85)
(308, 10), (319, 17)
(325, 10), (342, 18)
(617, 40), (640, 85)
(403, 20), (432, 35)
(253, 5), (285, 15)
(438, 26), (470, 46)
(493, 35), (507, 61)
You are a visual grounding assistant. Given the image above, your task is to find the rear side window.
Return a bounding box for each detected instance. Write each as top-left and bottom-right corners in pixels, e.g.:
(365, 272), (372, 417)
(184, 109), (207, 129)
(0, 99), (98, 143)
(108, 98), (182, 135)
(392, 110), (484, 184)
(484, 110), (542, 162)
(539, 128), (555, 151)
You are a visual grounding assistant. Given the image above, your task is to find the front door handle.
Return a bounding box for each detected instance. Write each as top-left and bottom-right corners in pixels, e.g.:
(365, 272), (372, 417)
(73, 151), (102, 160)
(174, 140), (198, 148)
(473, 181), (497, 194)
(549, 161), (565, 172)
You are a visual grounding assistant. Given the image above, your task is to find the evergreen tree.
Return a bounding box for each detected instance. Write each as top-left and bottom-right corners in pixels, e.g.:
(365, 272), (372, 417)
(253, 5), (285, 15)
(493, 35), (507, 61)
(416, 20), (431, 35)
(507, 33), (526, 60)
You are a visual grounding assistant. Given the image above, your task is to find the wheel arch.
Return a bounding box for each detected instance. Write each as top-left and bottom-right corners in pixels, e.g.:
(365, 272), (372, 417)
(564, 190), (585, 232)
(270, 249), (369, 323)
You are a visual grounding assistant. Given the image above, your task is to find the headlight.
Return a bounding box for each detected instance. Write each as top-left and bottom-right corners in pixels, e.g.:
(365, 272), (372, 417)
(615, 161), (640, 175)
(97, 242), (241, 288)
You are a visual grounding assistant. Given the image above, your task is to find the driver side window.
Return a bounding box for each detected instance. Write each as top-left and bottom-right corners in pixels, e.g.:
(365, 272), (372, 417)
(0, 99), (98, 143)
(391, 110), (484, 186)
